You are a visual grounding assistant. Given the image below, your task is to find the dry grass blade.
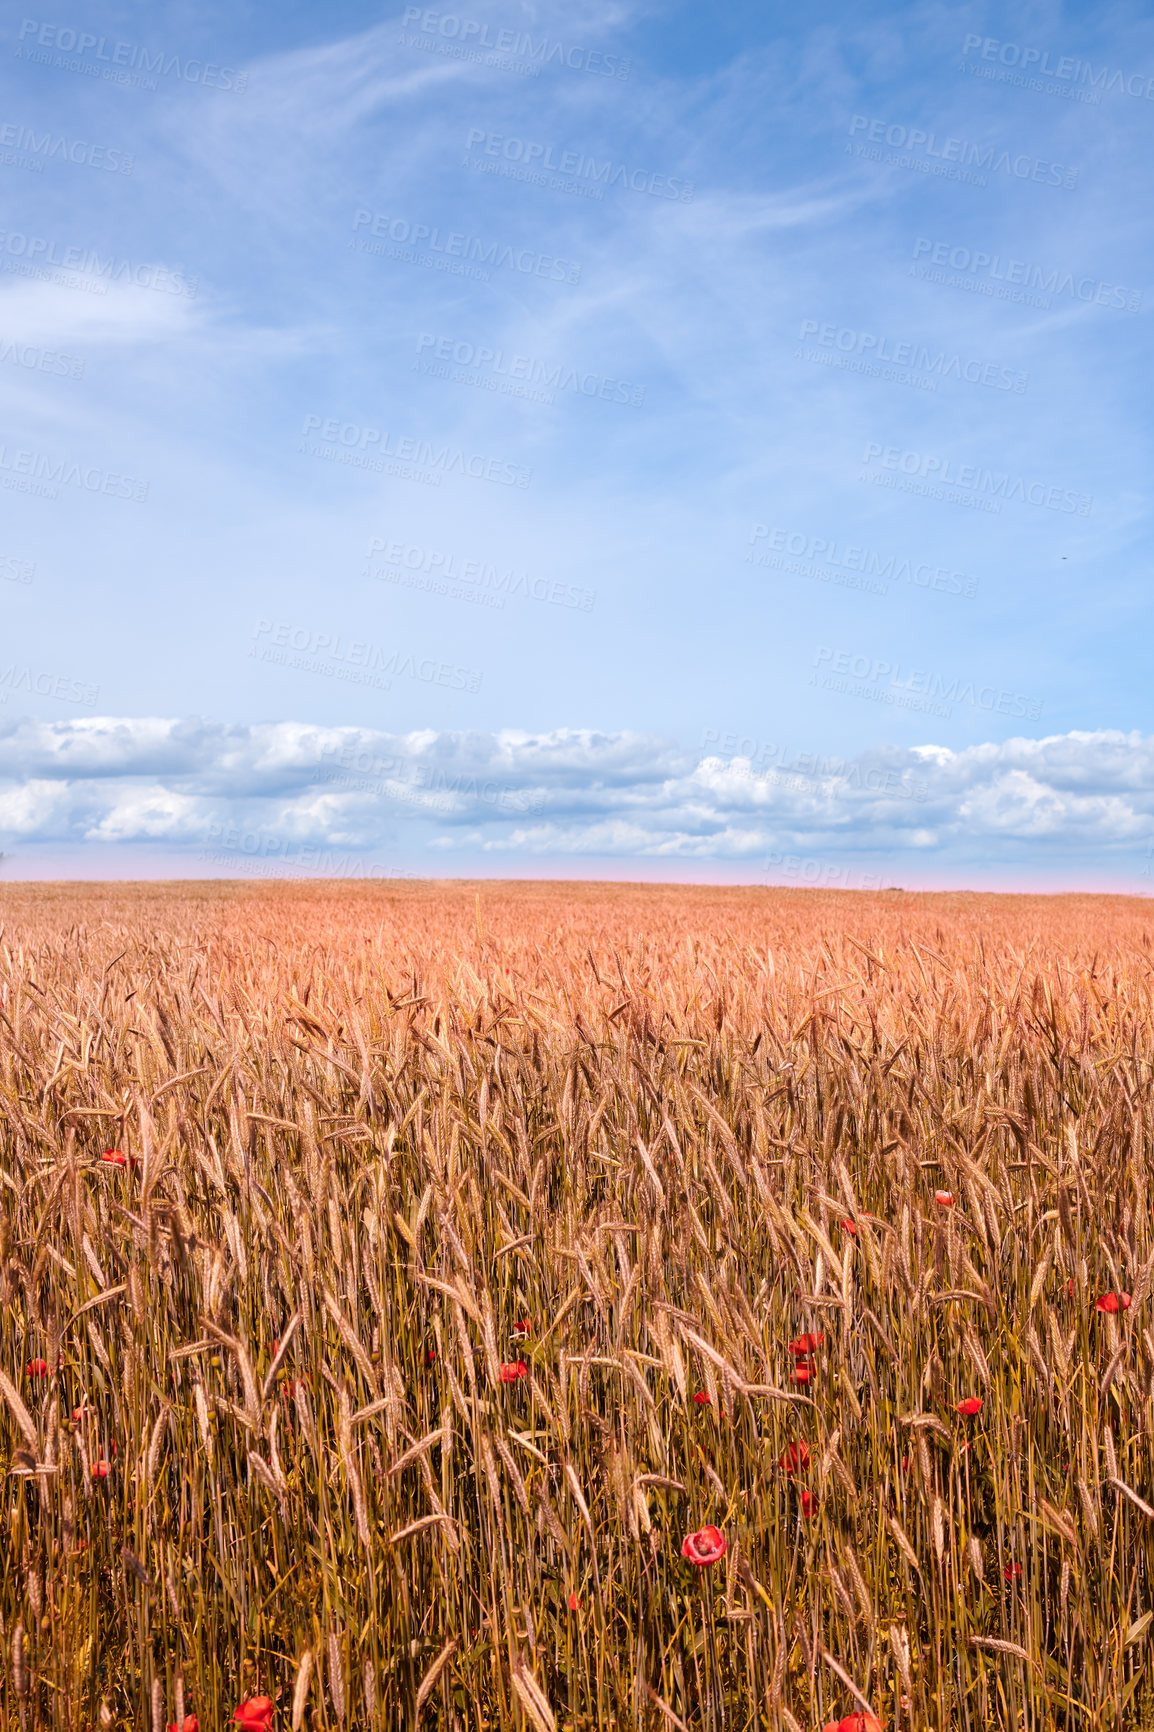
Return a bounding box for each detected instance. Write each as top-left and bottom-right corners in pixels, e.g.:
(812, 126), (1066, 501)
(64, 1284), (128, 1329)
(510, 1658), (556, 1732)
(388, 1514), (457, 1545)
(0, 1375), (38, 1454)
(415, 1639), (458, 1719)
(387, 1427), (448, 1476)
(968, 1637), (1040, 1671)
(1109, 1478), (1154, 1520)
(887, 1514), (922, 1576)
(291, 1650), (313, 1732)
(819, 1649), (879, 1719)
(643, 1683), (690, 1732)
(260, 1312), (300, 1404)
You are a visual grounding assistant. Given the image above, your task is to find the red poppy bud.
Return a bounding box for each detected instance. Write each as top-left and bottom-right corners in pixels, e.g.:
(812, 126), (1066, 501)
(681, 1525), (726, 1566)
(934, 1190), (954, 1207)
(956, 1396), (983, 1416)
(1096, 1291), (1131, 1314)
(778, 1441), (810, 1473)
(568, 1592), (581, 1611)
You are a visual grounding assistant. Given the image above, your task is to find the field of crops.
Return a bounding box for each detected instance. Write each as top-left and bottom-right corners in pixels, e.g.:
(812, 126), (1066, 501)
(2, 879), (1154, 1731)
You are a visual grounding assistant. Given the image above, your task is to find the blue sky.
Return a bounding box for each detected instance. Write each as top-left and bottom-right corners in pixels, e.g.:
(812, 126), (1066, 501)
(1, 0), (1153, 887)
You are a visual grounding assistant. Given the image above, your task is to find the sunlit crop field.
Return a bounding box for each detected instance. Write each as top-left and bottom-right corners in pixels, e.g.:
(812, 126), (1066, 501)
(2, 879), (1154, 1731)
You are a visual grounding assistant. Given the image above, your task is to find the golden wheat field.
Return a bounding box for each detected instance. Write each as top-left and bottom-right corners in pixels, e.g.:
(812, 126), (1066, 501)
(3, 878), (1154, 1732)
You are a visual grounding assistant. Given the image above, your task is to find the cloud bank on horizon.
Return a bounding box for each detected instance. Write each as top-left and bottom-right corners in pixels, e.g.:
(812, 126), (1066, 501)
(0, 0), (1151, 887)
(2, 718), (1153, 889)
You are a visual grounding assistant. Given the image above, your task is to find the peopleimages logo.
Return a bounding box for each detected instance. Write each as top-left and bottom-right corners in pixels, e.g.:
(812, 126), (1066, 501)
(401, 8), (630, 78)
(365, 537), (595, 612)
(962, 34), (1154, 101)
(748, 526), (978, 597)
(14, 20), (247, 90)
(861, 442), (1092, 516)
(251, 620), (483, 693)
(798, 320), (1027, 393)
(0, 439), (148, 501)
(0, 338), (84, 380)
(0, 120), (133, 172)
(415, 333), (646, 407)
(699, 732), (931, 803)
(300, 416), (531, 488)
(0, 663), (98, 705)
(352, 209), (581, 283)
(812, 648), (1042, 721)
(0, 230), (197, 296)
(847, 114), (1078, 188)
(910, 237), (1141, 313)
(464, 130), (694, 201)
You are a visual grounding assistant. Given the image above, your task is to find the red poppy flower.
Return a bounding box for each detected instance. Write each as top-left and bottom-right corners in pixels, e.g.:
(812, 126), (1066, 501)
(101, 1149), (128, 1166)
(1066, 1278), (1074, 1297)
(934, 1190), (954, 1207)
(681, 1525), (727, 1566)
(793, 1364), (812, 1385)
(900, 1455), (909, 1472)
(956, 1397), (983, 1416)
(839, 1220), (858, 1237)
(821, 1716), (882, 1732)
(778, 1441), (810, 1474)
(512, 1320), (530, 1339)
(72, 1405), (93, 1424)
(425, 1347), (437, 1367)
(692, 1391), (711, 1406)
(1096, 1292), (1131, 1314)
(500, 1361), (528, 1383)
(25, 1360), (48, 1378)
(800, 1489), (815, 1519)
(1003, 1562), (1022, 1582)
(92, 1461), (110, 1478)
(168, 1720), (199, 1732)
(233, 1700), (275, 1732)
(789, 1333), (824, 1357)
(568, 1592), (581, 1611)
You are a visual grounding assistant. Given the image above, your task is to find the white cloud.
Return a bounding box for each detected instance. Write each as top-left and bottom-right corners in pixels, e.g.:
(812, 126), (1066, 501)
(0, 278), (202, 348)
(0, 719), (1152, 871)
